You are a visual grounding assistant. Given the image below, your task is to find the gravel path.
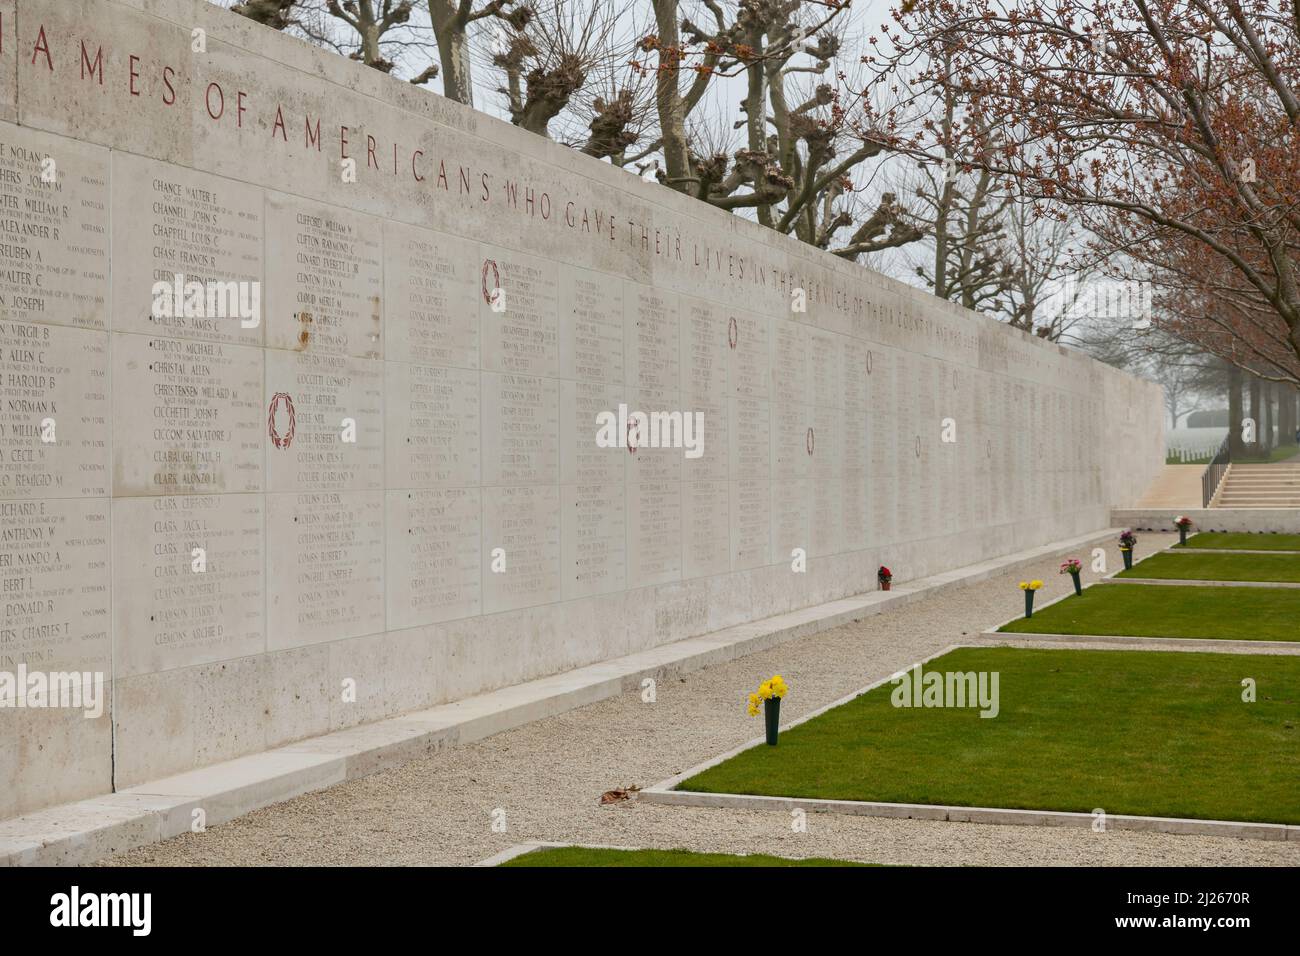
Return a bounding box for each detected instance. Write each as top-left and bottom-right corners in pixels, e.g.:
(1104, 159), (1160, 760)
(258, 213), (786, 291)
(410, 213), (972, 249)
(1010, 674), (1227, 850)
(102, 532), (1300, 867)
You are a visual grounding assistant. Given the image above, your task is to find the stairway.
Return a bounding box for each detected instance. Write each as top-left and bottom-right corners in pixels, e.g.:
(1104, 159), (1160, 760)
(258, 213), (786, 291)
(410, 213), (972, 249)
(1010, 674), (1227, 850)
(1213, 463), (1300, 508)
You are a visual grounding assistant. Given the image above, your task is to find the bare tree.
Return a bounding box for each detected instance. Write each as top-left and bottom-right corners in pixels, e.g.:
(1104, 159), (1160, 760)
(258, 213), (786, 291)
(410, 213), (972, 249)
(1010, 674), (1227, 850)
(491, 0), (648, 150)
(428, 0), (533, 105)
(635, 0), (923, 261)
(232, 0), (300, 28)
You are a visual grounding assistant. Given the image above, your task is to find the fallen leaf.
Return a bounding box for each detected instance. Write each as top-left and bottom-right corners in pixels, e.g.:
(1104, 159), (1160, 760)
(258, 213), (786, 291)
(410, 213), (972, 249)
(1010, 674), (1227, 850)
(599, 785), (641, 805)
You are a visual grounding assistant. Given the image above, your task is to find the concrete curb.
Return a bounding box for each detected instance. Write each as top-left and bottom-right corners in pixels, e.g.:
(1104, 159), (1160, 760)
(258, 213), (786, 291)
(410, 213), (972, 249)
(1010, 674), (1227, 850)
(1105, 577), (1300, 589)
(1171, 548), (1300, 555)
(0, 528), (1123, 867)
(979, 631), (1300, 654)
(635, 789), (1300, 842)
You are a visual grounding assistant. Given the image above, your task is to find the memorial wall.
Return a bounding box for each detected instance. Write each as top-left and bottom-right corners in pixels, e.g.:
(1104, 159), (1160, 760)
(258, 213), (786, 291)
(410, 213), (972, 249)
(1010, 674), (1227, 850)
(0, 0), (1165, 820)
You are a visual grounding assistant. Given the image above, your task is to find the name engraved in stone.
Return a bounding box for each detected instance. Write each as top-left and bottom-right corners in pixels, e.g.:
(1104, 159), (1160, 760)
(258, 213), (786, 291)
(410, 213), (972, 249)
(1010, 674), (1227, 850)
(0, 321), (108, 498)
(267, 352), (383, 492)
(113, 334), (263, 495)
(267, 197), (382, 358)
(0, 498), (109, 672)
(386, 363), (479, 488)
(113, 495), (264, 675)
(384, 222), (477, 369)
(0, 124), (109, 329)
(112, 153), (262, 344)
(387, 488), (481, 628)
(268, 490), (384, 648)
(480, 248), (558, 377)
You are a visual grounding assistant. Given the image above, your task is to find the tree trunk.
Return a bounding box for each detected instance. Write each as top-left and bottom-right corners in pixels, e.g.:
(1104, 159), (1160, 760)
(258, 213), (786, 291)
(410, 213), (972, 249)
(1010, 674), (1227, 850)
(1229, 365), (1245, 459)
(1263, 379), (1275, 453)
(1282, 385), (1299, 447)
(429, 0), (474, 106)
(652, 0), (693, 191)
(1249, 373), (1262, 455)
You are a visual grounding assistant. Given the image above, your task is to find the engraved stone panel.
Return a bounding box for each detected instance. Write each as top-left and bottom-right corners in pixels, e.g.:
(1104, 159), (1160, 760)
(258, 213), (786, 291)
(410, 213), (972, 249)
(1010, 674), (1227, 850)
(112, 333), (263, 495)
(625, 387), (683, 486)
(561, 482), (625, 600)
(559, 265), (622, 384)
(0, 123), (108, 329)
(0, 497), (109, 672)
(481, 371), (559, 486)
(626, 479), (680, 587)
(680, 296), (727, 404)
(386, 487), (480, 628)
(265, 351), (383, 492)
(729, 395), (770, 480)
(265, 195), (382, 358)
(728, 309), (769, 400)
(729, 478), (770, 571)
(481, 484), (561, 613)
(479, 245), (558, 377)
(112, 494), (263, 676)
(111, 152), (262, 344)
(559, 379), (625, 486)
(682, 479), (729, 579)
(383, 221), (478, 370)
(385, 362), (480, 488)
(771, 478), (812, 566)
(625, 283), (679, 391)
(266, 490), (385, 649)
(0, 320), (108, 498)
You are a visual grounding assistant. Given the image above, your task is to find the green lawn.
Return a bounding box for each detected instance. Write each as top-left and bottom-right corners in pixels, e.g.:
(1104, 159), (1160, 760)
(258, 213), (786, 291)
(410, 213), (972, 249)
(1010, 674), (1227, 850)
(998, 583), (1300, 641)
(1117, 551), (1300, 583)
(678, 648), (1300, 824)
(1178, 532), (1300, 552)
(1236, 446), (1300, 464)
(500, 846), (870, 867)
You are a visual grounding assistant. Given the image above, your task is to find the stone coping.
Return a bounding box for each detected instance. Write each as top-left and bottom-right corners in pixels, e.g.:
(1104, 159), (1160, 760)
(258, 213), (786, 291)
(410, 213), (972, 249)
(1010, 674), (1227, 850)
(638, 645), (1300, 842)
(0, 528), (1122, 867)
(637, 789), (1298, 842)
(1170, 547), (1300, 555)
(1104, 577), (1300, 589)
(982, 632), (1300, 654)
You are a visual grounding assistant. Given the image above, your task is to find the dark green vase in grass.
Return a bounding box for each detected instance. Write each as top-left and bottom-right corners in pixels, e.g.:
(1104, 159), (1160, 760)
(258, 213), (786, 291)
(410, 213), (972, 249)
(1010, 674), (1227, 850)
(1121, 548), (1133, 570)
(764, 698), (781, 746)
(1178, 527), (1188, 546)
(1024, 590), (1035, 619)
(1069, 571), (1082, 596)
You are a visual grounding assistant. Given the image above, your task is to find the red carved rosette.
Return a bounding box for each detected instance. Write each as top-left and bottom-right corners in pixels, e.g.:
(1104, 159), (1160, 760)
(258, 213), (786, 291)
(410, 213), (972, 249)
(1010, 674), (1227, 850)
(481, 258), (500, 305)
(268, 392), (296, 450)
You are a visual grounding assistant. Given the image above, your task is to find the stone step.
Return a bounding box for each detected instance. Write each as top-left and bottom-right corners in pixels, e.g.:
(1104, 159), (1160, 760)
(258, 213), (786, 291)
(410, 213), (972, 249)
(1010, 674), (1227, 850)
(1218, 505), (1300, 510)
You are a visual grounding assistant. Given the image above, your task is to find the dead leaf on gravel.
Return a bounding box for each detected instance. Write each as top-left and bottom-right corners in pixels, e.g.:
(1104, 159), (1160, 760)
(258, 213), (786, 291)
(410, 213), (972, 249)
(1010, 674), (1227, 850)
(599, 786), (641, 805)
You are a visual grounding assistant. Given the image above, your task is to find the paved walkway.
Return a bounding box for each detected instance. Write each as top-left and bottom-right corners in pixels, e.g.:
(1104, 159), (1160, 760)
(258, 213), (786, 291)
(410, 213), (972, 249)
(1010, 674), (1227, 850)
(102, 531), (1299, 867)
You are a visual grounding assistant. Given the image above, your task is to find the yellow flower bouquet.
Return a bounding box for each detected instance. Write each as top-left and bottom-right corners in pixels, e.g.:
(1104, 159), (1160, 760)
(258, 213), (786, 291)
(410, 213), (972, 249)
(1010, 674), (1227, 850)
(748, 674), (788, 745)
(1019, 580), (1043, 618)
